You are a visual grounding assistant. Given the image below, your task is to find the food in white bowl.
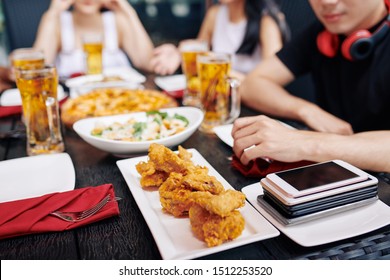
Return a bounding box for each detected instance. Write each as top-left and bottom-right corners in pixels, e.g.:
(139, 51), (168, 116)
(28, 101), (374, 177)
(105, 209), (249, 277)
(91, 111), (189, 142)
(73, 107), (203, 155)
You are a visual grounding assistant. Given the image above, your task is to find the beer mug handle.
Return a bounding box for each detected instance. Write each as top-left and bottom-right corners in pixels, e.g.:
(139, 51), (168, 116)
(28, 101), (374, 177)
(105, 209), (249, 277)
(225, 77), (241, 124)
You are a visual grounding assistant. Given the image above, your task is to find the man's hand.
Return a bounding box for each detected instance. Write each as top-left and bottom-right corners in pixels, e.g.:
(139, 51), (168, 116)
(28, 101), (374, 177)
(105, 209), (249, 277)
(232, 115), (314, 165)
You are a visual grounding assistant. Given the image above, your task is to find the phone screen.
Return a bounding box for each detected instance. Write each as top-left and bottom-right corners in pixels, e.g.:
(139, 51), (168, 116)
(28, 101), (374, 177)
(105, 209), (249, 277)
(275, 162), (360, 191)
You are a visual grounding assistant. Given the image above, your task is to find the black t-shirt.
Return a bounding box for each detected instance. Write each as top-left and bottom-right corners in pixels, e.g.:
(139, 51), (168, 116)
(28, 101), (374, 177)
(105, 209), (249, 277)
(277, 20), (390, 132)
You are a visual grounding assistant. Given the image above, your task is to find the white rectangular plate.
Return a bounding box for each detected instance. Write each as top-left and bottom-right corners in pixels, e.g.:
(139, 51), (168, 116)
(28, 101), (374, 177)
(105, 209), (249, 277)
(116, 149), (279, 259)
(242, 183), (390, 247)
(0, 153), (75, 203)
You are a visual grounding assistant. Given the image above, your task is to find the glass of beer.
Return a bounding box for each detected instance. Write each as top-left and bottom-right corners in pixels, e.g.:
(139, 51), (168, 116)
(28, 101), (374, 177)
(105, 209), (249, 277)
(197, 52), (240, 133)
(180, 40), (209, 107)
(15, 66), (65, 156)
(9, 49), (45, 80)
(82, 33), (103, 75)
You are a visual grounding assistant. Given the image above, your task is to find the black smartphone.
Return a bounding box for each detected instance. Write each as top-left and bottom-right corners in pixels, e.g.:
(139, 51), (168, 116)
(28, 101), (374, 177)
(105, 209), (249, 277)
(263, 184), (378, 212)
(257, 195), (378, 226)
(260, 174), (378, 206)
(262, 188), (378, 218)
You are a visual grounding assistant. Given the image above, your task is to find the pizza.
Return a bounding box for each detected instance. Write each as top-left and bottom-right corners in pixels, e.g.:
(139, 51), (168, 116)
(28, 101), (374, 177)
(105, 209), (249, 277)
(61, 88), (178, 127)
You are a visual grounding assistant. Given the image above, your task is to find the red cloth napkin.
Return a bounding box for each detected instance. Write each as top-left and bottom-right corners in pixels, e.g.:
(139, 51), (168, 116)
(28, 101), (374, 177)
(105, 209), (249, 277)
(231, 155), (314, 177)
(0, 183), (119, 240)
(0, 97), (68, 118)
(69, 72), (85, 78)
(0, 105), (21, 117)
(164, 89), (184, 99)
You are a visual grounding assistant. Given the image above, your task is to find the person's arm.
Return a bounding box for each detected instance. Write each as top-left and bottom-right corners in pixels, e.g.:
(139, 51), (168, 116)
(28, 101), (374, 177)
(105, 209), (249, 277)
(0, 66), (12, 82)
(232, 115), (390, 173)
(240, 56), (353, 135)
(105, 0), (154, 72)
(0, 66), (12, 92)
(196, 5), (218, 43)
(33, 0), (73, 64)
(259, 15), (283, 59)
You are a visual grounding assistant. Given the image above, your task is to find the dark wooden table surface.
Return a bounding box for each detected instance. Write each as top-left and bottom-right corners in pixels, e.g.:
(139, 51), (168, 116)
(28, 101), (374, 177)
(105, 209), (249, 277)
(1, 77), (390, 260)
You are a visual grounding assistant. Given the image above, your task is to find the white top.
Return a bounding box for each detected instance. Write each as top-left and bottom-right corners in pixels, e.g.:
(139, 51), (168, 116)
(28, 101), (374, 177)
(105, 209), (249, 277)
(211, 5), (262, 74)
(56, 11), (131, 77)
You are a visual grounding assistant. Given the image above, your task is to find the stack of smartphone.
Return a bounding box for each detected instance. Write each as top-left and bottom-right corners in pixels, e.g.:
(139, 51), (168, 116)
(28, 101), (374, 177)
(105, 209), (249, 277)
(257, 160), (378, 226)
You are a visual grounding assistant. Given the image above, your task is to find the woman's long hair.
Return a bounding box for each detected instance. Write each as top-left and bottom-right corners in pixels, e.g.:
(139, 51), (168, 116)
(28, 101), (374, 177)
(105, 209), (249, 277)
(236, 0), (291, 55)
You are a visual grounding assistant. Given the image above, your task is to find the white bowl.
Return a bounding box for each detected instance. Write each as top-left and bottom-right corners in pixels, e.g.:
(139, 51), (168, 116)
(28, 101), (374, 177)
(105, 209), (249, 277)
(73, 107), (204, 155)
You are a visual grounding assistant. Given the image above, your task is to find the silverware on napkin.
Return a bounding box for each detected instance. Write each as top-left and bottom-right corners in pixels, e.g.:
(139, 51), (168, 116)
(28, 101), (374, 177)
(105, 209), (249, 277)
(50, 194), (111, 222)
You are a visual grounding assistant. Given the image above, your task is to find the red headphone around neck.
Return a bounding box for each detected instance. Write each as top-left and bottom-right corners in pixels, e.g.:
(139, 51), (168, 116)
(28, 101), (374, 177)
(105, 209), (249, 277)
(317, 0), (390, 61)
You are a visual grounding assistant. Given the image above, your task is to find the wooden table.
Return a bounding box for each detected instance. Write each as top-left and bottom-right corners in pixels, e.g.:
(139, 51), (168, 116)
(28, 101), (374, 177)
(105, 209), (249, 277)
(1, 78), (390, 260)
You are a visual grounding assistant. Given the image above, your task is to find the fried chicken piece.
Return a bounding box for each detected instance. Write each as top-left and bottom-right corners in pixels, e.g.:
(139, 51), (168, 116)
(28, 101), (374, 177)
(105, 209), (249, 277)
(136, 160), (155, 176)
(159, 172), (184, 192)
(148, 143), (188, 174)
(136, 144), (194, 188)
(189, 204), (245, 247)
(160, 188), (195, 217)
(137, 144), (246, 247)
(192, 190), (246, 217)
(140, 171), (169, 188)
(136, 161), (169, 188)
(159, 173), (195, 217)
(182, 165), (224, 194)
(178, 145), (193, 163)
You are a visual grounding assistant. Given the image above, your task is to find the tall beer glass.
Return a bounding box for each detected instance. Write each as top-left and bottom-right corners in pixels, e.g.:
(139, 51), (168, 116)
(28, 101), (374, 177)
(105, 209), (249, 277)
(15, 66), (65, 156)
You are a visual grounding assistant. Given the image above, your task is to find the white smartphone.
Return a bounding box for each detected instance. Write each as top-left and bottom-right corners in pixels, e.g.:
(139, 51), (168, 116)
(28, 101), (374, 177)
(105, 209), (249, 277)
(260, 174), (378, 206)
(265, 160), (369, 198)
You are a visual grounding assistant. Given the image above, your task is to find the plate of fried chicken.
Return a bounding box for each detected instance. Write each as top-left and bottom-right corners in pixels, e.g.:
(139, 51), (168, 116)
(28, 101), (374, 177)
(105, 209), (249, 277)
(116, 143), (279, 259)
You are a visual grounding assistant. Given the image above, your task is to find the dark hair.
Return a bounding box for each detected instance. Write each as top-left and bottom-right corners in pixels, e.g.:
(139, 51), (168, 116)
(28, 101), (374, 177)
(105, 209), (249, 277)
(265, 0), (291, 43)
(68, 4), (109, 13)
(236, 0), (291, 55)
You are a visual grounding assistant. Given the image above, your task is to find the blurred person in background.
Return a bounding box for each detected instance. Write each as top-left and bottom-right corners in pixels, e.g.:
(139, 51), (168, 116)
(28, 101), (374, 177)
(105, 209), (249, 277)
(151, 0), (290, 79)
(0, 66), (13, 93)
(232, 0), (390, 173)
(33, 0), (154, 78)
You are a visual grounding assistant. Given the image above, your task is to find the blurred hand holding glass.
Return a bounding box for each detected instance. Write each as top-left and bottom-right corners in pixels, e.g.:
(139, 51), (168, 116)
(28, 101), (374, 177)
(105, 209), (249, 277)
(197, 53), (240, 133)
(180, 40), (209, 107)
(82, 33), (103, 75)
(15, 66), (64, 156)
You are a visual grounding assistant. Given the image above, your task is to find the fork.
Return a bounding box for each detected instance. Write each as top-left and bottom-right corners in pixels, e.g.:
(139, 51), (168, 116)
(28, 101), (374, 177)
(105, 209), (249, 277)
(50, 194), (111, 222)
